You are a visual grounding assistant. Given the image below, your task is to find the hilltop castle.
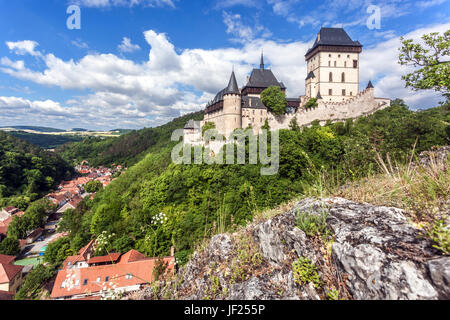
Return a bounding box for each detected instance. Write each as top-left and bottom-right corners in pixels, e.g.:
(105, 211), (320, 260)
(185, 27), (390, 140)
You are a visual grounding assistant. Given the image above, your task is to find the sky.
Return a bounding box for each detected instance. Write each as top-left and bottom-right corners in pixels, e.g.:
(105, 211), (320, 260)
(0, 0), (449, 130)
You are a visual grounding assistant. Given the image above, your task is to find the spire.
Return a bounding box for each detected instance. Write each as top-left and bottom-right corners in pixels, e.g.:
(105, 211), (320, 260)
(367, 80), (374, 89)
(225, 70), (239, 95)
(260, 50), (264, 70)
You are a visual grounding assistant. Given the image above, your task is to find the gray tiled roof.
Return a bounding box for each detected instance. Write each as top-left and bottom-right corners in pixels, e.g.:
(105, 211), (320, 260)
(245, 68), (286, 89)
(306, 27), (362, 57)
(242, 96), (266, 109)
(305, 71), (315, 80)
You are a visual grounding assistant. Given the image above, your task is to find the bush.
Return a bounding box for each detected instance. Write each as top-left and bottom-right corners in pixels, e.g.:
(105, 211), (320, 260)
(0, 238), (20, 255)
(292, 257), (321, 288)
(85, 180), (103, 193)
(426, 217), (450, 255)
(305, 98), (318, 110)
(14, 264), (56, 300)
(295, 209), (330, 237)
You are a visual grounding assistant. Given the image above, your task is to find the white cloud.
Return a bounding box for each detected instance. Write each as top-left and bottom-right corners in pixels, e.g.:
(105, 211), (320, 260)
(118, 37), (141, 53)
(6, 40), (41, 57)
(416, 0), (447, 8)
(72, 39), (89, 49)
(0, 23), (448, 129)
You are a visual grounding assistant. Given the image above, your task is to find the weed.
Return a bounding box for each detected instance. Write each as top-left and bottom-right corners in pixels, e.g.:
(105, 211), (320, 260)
(292, 257), (321, 288)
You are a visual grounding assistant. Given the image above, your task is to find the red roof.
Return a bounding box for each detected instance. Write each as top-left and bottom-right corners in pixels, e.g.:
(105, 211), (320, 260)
(119, 250), (146, 264)
(0, 254), (23, 284)
(51, 251), (174, 299)
(87, 253), (121, 265)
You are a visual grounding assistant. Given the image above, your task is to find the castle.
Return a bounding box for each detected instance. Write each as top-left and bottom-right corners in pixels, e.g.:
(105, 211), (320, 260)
(184, 27), (390, 140)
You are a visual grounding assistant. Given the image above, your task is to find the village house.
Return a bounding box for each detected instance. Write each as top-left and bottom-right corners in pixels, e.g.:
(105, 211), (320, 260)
(0, 210), (26, 240)
(0, 254), (23, 294)
(51, 240), (175, 300)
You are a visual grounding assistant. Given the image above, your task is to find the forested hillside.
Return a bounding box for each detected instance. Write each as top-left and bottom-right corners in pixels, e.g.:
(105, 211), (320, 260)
(0, 132), (74, 209)
(51, 100), (449, 266)
(56, 111), (204, 167)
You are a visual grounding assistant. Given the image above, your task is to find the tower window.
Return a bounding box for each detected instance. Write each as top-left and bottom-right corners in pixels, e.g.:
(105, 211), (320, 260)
(329, 54), (331, 58)
(334, 61), (337, 67)
(341, 72), (345, 82)
(347, 55), (350, 58)
(353, 60), (358, 68)
(344, 61), (347, 67)
(329, 72), (333, 82)
(342, 89), (346, 96)
(338, 54), (341, 58)
(329, 89), (332, 96)
(328, 61), (331, 67)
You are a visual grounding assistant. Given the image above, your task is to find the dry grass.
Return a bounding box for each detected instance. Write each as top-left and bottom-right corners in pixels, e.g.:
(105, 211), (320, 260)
(335, 151), (449, 225)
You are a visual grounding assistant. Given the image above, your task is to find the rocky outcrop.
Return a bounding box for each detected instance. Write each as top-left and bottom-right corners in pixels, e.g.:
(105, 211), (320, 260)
(126, 198), (449, 300)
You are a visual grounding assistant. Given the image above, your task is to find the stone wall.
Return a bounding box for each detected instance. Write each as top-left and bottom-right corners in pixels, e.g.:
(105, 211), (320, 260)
(268, 87), (390, 131)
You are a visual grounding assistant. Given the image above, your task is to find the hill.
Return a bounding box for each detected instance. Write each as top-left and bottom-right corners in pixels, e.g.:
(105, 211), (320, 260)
(56, 111), (204, 167)
(53, 101), (449, 267)
(0, 126), (66, 132)
(7, 131), (85, 149)
(0, 131), (74, 209)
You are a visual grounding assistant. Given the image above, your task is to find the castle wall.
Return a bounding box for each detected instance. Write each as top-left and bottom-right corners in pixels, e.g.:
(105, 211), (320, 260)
(268, 88), (390, 130)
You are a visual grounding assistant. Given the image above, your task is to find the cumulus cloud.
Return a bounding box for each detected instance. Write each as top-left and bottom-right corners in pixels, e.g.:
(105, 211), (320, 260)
(6, 40), (41, 57)
(0, 22), (448, 129)
(118, 37), (141, 53)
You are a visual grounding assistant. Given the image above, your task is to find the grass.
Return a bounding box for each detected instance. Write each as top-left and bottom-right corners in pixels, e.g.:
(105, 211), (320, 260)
(14, 257), (43, 267)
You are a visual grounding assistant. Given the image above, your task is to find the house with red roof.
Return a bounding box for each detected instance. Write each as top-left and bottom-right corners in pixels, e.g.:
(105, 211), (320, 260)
(0, 254), (23, 294)
(51, 244), (174, 300)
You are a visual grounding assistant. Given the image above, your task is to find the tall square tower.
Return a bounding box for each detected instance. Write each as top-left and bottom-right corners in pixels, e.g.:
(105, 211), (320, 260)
(305, 28), (362, 102)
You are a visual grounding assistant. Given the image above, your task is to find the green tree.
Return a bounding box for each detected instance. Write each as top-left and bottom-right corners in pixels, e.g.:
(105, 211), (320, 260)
(84, 180), (103, 193)
(0, 238), (20, 255)
(260, 86), (287, 115)
(305, 98), (318, 110)
(399, 30), (450, 100)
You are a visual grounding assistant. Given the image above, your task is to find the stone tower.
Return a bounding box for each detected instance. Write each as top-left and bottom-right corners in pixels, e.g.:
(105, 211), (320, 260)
(305, 28), (362, 102)
(222, 70), (242, 135)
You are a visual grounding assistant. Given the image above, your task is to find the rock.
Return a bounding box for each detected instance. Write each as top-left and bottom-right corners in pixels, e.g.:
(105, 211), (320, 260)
(125, 197), (450, 301)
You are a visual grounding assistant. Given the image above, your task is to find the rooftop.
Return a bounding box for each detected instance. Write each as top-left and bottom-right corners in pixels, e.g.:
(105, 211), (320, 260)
(306, 27), (362, 58)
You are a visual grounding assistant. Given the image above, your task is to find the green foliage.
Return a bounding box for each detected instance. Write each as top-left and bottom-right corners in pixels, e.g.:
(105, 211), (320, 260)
(7, 131), (84, 149)
(84, 180), (103, 193)
(399, 30), (450, 100)
(43, 237), (74, 266)
(305, 98), (318, 110)
(260, 86), (288, 115)
(327, 287), (340, 300)
(289, 116), (300, 131)
(14, 264), (56, 300)
(292, 257), (321, 288)
(0, 131), (73, 209)
(0, 237), (20, 255)
(296, 209), (330, 238)
(425, 217), (450, 255)
(58, 102), (449, 270)
(202, 122), (216, 136)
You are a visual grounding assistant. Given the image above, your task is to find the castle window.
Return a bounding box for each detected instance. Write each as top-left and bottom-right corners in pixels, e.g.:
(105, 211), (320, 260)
(329, 54), (331, 58)
(329, 72), (333, 82)
(350, 92), (353, 96)
(344, 61), (347, 67)
(328, 61), (331, 67)
(338, 54), (341, 58)
(329, 89), (332, 96)
(334, 61), (337, 67)
(347, 55), (350, 58)
(253, 110), (255, 115)
(342, 89), (346, 96)
(341, 72), (345, 82)
(353, 60), (358, 68)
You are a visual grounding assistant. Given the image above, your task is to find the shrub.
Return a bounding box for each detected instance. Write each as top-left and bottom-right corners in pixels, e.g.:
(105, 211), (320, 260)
(426, 217), (450, 255)
(295, 209), (330, 237)
(292, 257), (321, 288)
(305, 98), (318, 110)
(260, 86), (287, 115)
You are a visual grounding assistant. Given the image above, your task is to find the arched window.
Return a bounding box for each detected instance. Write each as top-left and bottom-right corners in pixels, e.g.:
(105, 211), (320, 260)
(329, 72), (333, 82)
(341, 72), (345, 82)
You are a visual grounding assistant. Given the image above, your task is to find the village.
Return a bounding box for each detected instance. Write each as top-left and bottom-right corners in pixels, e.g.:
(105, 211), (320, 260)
(0, 162), (142, 300)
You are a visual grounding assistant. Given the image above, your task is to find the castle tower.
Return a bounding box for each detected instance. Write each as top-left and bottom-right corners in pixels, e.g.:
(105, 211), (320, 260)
(305, 28), (362, 102)
(222, 70), (242, 135)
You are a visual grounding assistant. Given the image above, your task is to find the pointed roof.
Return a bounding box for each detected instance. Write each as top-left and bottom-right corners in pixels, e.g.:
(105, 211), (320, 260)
(305, 71), (315, 80)
(367, 80), (374, 89)
(225, 70), (239, 95)
(119, 249), (146, 264)
(260, 51), (265, 70)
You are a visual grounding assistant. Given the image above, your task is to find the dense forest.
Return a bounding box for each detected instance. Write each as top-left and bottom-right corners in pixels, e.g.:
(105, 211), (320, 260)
(56, 111), (204, 167)
(48, 100), (449, 266)
(0, 132), (74, 210)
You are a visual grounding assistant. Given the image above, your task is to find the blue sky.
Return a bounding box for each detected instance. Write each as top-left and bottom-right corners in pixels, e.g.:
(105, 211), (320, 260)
(0, 0), (449, 130)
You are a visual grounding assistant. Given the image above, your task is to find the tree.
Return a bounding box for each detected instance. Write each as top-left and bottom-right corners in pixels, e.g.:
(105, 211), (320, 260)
(0, 238), (20, 255)
(202, 122), (216, 137)
(305, 98), (318, 110)
(289, 116), (300, 131)
(85, 180), (103, 193)
(399, 30), (450, 100)
(261, 86), (288, 116)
